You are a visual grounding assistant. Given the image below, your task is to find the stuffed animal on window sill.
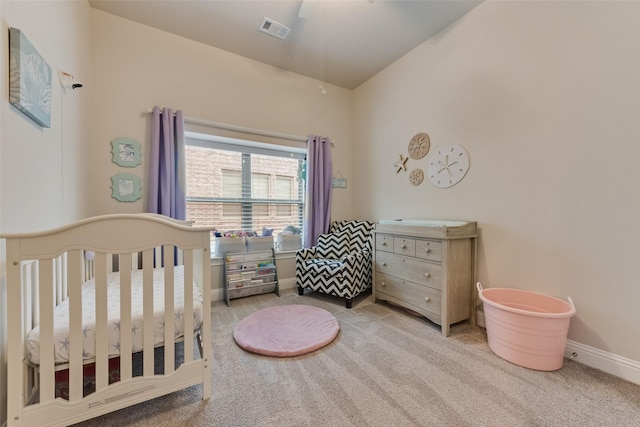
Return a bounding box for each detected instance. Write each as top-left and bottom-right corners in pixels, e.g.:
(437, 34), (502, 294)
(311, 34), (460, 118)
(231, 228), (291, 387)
(282, 225), (301, 235)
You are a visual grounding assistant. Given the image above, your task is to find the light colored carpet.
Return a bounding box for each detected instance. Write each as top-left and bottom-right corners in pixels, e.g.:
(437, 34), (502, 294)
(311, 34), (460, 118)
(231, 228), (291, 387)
(74, 289), (640, 426)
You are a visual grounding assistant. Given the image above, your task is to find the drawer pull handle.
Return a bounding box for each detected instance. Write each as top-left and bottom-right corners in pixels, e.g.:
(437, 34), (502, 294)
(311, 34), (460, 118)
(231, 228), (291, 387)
(382, 242), (387, 246)
(401, 244), (406, 249)
(382, 262), (387, 267)
(381, 281), (386, 287)
(425, 248), (431, 253)
(424, 273), (430, 278)
(425, 297), (430, 302)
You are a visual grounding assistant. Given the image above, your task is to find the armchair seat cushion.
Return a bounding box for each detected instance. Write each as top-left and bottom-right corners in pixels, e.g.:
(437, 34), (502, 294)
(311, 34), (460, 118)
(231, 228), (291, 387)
(302, 258), (346, 277)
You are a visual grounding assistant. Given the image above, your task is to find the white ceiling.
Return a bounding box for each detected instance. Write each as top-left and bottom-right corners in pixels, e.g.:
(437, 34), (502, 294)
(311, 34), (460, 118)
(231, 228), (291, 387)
(89, 0), (482, 90)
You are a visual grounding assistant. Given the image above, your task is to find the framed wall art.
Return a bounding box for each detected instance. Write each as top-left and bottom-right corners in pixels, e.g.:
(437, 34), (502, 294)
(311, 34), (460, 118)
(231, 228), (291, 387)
(9, 27), (52, 128)
(111, 173), (141, 202)
(332, 171), (347, 189)
(111, 137), (142, 167)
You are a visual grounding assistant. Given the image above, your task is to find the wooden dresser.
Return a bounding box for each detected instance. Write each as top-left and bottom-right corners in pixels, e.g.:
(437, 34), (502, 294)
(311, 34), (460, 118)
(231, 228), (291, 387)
(373, 220), (477, 337)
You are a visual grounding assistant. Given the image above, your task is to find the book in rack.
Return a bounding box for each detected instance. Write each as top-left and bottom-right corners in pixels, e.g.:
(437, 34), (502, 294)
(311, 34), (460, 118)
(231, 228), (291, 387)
(223, 249), (279, 306)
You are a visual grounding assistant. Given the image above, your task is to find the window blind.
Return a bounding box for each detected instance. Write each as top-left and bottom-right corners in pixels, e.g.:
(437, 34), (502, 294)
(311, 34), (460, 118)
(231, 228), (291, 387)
(185, 135), (305, 241)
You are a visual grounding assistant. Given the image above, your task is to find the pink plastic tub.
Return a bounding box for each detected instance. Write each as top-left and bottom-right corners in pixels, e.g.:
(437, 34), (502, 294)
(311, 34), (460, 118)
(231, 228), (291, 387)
(477, 282), (576, 371)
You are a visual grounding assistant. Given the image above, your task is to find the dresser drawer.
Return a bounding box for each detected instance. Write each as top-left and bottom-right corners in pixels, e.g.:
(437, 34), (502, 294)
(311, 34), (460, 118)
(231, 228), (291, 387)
(375, 272), (442, 317)
(375, 234), (394, 253)
(393, 237), (415, 257)
(415, 239), (442, 262)
(375, 251), (442, 289)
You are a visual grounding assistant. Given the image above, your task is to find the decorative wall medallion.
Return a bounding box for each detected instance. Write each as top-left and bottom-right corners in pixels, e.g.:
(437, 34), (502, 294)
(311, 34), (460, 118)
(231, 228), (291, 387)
(394, 154), (408, 173)
(427, 144), (470, 189)
(409, 169), (424, 186)
(408, 132), (430, 159)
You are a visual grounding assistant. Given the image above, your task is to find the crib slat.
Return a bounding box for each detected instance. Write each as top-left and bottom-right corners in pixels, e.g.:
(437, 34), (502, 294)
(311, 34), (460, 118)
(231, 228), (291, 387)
(55, 254), (62, 306)
(38, 259), (56, 403)
(22, 262), (38, 408)
(94, 252), (109, 392)
(57, 253), (68, 306)
(201, 246), (212, 399)
(119, 254), (133, 381)
(68, 250), (84, 402)
(163, 245), (175, 375)
(22, 261), (39, 404)
(23, 263), (34, 334)
(142, 249), (155, 376)
(183, 249), (194, 363)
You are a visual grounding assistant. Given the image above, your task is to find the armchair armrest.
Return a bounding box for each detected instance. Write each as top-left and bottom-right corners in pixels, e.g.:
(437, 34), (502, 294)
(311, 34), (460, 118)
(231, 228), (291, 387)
(342, 249), (371, 267)
(296, 247), (318, 261)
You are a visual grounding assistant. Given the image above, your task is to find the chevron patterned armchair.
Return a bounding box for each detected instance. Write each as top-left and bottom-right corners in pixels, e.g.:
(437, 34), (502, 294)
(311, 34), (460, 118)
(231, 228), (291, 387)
(296, 220), (375, 308)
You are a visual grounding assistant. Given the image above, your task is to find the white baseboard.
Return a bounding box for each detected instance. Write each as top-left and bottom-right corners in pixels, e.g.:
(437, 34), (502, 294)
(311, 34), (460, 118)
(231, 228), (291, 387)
(476, 309), (486, 328)
(563, 340), (640, 385)
(475, 310), (640, 386)
(277, 277), (297, 290)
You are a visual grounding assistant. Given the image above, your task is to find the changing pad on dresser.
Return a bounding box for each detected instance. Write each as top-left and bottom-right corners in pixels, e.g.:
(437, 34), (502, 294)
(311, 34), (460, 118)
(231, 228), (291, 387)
(376, 219), (477, 239)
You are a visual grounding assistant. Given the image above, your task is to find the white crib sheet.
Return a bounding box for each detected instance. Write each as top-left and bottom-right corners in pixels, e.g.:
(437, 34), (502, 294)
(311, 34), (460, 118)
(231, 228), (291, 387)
(25, 265), (203, 365)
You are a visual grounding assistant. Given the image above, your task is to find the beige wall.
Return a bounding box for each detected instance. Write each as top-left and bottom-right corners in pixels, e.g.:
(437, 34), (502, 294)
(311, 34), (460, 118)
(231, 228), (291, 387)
(1, 1), (92, 232)
(353, 1), (640, 363)
(89, 10), (354, 222)
(0, 0), (93, 423)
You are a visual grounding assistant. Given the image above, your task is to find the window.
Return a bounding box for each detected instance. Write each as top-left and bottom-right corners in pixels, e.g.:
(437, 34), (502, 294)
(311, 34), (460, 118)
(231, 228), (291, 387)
(275, 176), (294, 216)
(185, 135), (305, 245)
(221, 169), (241, 217)
(252, 173), (270, 217)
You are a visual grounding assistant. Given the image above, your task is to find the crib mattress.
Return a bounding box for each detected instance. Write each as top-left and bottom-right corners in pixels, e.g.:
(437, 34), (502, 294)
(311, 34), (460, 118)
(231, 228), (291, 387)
(25, 265), (203, 365)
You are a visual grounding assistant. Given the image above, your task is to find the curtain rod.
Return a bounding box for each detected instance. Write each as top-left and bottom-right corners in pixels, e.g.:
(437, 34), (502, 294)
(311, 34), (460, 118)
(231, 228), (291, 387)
(145, 108), (308, 143)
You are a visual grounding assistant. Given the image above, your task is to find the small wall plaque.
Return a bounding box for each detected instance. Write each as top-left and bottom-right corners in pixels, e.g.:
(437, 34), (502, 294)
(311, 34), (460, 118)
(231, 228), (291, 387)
(332, 177), (347, 189)
(332, 171), (347, 189)
(111, 173), (141, 202)
(111, 137), (142, 167)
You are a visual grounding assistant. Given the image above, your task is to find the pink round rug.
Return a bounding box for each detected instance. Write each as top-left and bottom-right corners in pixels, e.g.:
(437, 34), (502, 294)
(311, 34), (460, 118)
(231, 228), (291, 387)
(233, 305), (339, 357)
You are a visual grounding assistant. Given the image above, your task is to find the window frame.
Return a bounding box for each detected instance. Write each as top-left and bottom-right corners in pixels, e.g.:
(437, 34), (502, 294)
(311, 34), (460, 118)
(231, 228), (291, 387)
(184, 133), (306, 239)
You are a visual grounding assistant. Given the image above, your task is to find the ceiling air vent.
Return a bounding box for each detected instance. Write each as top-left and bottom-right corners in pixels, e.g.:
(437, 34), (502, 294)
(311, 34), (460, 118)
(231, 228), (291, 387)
(258, 17), (291, 40)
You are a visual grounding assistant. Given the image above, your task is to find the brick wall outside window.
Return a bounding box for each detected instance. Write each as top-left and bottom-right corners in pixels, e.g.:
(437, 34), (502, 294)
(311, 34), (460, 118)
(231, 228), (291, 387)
(185, 145), (303, 235)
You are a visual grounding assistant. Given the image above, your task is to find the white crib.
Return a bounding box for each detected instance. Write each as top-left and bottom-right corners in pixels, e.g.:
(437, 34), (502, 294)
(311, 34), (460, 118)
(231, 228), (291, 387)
(2, 214), (213, 427)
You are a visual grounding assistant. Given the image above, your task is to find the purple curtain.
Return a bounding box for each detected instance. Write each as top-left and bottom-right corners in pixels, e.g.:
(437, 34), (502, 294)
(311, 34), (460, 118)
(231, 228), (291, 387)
(147, 106), (186, 220)
(303, 135), (332, 247)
